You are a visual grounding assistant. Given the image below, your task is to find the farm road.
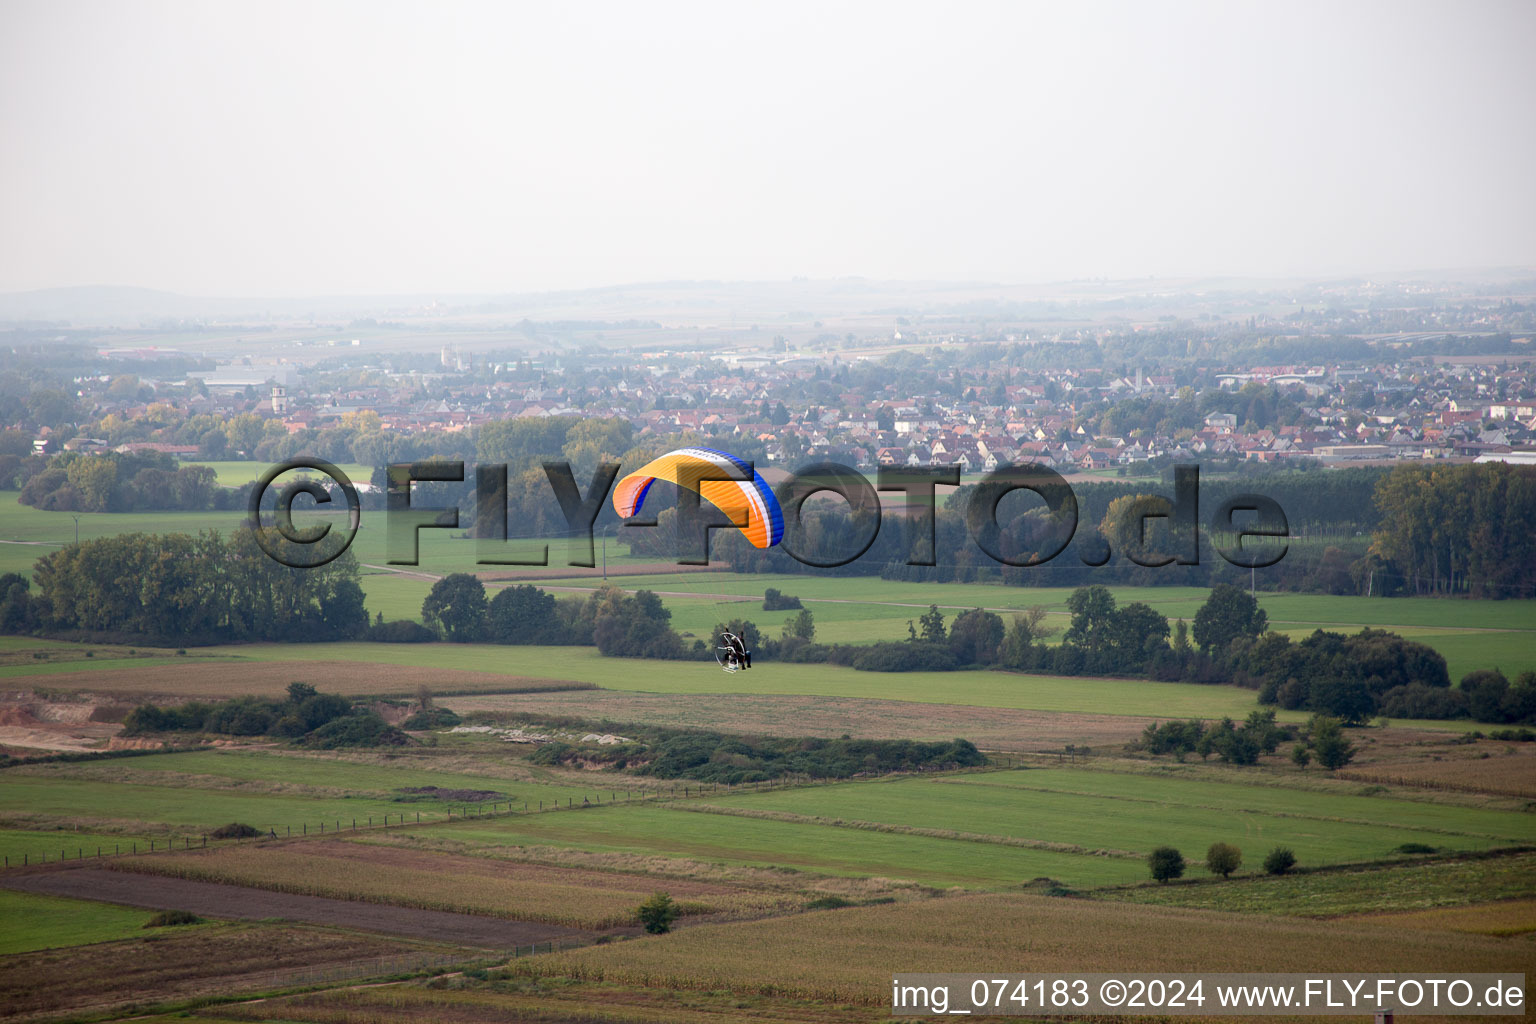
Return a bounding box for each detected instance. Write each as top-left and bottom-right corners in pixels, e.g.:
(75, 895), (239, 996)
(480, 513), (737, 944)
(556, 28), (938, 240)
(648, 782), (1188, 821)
(2, 868), (589, 949)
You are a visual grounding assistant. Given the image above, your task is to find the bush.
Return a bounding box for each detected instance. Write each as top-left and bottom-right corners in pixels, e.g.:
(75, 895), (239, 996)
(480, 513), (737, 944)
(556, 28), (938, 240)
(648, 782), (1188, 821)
(368, 619), (438, 643)
(1308, 715), (1356, 770)
(804, 895), (855, 910)
(1148, 846), (1185, 883)
(762, 587), (802, 611)
(400, 707), (461, 730)
(144, 909), (202, 928)
(1396, 842), (1437, 855)
(1205, 842), (1242, 878)
(636, 891), (679, 934)
(209, 822), (263, 839)
(1262, 847), (1296, 875)
(301, 712), (411, 749)
(852, 641), (959, 672)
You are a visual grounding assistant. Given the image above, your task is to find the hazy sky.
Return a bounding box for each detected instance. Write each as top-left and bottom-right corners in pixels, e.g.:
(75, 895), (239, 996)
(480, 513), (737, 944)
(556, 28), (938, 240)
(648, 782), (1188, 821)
(3, 0), (1534, 296)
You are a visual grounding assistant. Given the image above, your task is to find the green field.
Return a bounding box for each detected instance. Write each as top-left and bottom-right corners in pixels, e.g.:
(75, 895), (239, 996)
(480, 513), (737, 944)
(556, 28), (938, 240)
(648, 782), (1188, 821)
(1097, 851), (1536, 916)
(702, 770), (1536, 864)
(0, 890), (167, 955)
(193, 641), (1293, 720)
(0, 749), (634, 849)
(182, 460), (372, 488)
(385, 801), (1147, 888)
(0, 828), (156, 867)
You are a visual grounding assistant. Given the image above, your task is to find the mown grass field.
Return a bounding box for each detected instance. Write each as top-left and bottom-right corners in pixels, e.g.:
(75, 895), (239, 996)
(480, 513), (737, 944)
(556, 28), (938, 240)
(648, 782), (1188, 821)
(378, 801), (1148, 888)
(698, 769), (1536, 865)
(181, 460), (372, 488)
(192, 642), (1292, 718)
(0, 889), (165, 954)
(0, 748), (643, 855)
(187, 643), (1500, 730)
(0, 828), (155, 867)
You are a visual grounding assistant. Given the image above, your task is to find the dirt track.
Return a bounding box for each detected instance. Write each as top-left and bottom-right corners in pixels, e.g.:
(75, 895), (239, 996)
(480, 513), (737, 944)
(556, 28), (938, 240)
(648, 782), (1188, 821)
(2, 867), (590, 948)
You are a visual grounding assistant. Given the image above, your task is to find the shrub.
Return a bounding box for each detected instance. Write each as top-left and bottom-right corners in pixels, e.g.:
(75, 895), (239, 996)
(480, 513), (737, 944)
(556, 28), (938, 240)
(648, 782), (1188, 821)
(400, 707), (461, 730)
(144, 909), (202, 928)
(636, 891), (679, 934)
(1396, 842), (1437, 855)
(1205, 842), (1242, 878)
(368, 619), (438, 643)
(1262, 847), (1296, 875)
(804, 895), (855, 910)
(209, 822), (263, 839)
(1308, 715), (1357, 770)
(852, 641), (958, 672)
(1148, 846), (1185, 883)
(301, 712), (411, 749)
(762, 587), (802, 611)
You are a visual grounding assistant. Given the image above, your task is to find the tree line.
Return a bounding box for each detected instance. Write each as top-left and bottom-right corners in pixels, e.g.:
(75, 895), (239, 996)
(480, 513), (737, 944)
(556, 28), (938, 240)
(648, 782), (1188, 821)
(1, 530), (368, 643)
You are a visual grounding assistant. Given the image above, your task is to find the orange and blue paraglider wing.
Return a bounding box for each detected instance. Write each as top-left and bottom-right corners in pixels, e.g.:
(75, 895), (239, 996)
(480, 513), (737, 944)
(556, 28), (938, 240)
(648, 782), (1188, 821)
(612, 447), (783, 548)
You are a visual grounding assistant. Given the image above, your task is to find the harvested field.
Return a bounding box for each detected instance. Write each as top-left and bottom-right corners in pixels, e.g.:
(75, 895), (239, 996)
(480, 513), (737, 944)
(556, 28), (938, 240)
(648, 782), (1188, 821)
(0, 663), (591, 699)
(1351, 897), (1536, 937)
(2, 867), (592, 947)
(1337, 743), (1536, 799)
(208, 977), (869, 1024)
(516, 892), (1521, 1006)
(350, 831), (933, 898)
(0, 921), (441, 1023)
(110, 841), (797, 928)
(442, 691), (1149, 752)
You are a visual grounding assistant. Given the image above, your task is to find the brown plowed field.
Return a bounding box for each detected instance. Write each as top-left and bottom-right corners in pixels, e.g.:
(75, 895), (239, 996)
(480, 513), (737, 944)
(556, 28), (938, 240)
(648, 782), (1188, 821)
(2, 867), (591, 947)
(0, 921), (443, 1023)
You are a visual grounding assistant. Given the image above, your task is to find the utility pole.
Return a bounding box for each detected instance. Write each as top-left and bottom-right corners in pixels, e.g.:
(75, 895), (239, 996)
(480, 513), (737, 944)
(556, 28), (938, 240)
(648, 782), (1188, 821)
(71, 514), (80, 546)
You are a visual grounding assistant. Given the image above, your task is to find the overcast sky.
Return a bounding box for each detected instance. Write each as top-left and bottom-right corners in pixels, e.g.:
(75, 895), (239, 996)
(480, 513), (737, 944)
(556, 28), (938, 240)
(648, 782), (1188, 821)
(2, 0), (1534, 296)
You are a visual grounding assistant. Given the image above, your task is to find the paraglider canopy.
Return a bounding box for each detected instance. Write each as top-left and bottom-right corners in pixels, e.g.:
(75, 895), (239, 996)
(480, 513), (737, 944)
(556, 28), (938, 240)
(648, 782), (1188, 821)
(612, 447), (784, 549)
